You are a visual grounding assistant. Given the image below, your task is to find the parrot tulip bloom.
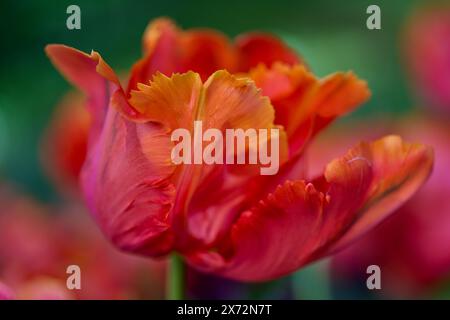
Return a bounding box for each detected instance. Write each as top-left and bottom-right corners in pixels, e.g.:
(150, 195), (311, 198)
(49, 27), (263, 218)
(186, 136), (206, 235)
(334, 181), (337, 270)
(45, 18), (433, 282)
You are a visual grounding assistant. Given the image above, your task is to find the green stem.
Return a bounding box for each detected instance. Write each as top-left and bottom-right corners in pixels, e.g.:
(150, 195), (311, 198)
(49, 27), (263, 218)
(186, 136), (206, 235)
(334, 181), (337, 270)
(167, 254), (185, 300)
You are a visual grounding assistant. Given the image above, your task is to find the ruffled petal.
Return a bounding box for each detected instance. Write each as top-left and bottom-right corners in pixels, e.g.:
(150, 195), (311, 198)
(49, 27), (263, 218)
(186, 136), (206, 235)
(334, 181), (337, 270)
(45, 44), (120, 114)
(129, 70), (282, 143)
(187, 135), (433, 281)
(129, 71), (203, 129)
(327, 135), (434, 252)
(250, 63), (371, 155)
(129, 70), (287, 249)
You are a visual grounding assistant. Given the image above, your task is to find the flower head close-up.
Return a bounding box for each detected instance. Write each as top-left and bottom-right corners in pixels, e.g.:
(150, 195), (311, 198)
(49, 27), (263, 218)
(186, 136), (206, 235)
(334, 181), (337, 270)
(2, 1), (447, 305)
(45, 18), (433, 283)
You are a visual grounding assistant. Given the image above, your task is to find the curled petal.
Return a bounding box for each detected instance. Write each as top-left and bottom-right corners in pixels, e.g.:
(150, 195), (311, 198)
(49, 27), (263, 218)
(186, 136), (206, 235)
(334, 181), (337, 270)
(250, 63), (371, 155)
(130, 70), (287, 249)
(187, 135), (433, 281)
(46, 45), (179, 256)
(45, 45), (120, 117)
(45, 44), (145, 126)
(327, 135), (434, 252)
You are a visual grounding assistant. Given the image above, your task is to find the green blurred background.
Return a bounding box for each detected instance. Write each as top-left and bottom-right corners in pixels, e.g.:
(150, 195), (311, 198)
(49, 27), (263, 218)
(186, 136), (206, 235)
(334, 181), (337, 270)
(0, 0), (430, 201)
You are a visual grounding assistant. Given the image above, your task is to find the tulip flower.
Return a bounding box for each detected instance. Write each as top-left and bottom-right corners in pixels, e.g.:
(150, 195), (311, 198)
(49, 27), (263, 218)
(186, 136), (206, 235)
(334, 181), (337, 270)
(45, 18), (433, 283)
(403, 5), (450, 112)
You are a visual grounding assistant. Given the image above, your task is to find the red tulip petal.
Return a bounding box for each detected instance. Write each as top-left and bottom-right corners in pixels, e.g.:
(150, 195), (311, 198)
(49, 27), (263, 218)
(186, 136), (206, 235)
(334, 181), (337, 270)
(326, 135), (434, 253)
(250, 63), (370, 155)
(128, 18), (237, 92)
(235, 33), (301, 71)
(250, 63), (315, 134)
(311, 71), (371, 119)
(187, 135), (433, 281)
(46, 47), (178, 256)
(45, 45), (145, 127)
(45, 45), (119, 117)
(186, 125), (292, 251)
(81, 107), (176, 256)
(127, 18), (180, 93)
(179, 30), (237, 80)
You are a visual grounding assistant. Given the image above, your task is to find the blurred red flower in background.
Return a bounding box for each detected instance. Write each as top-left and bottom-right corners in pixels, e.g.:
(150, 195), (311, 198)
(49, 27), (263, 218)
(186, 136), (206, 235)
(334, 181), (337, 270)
(0, 185), (165, 300)
(45, 18), (433, 282)
(403, 5), (450, 112)
(0, 281), (14, 300)
(41, 92), (90, 195)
